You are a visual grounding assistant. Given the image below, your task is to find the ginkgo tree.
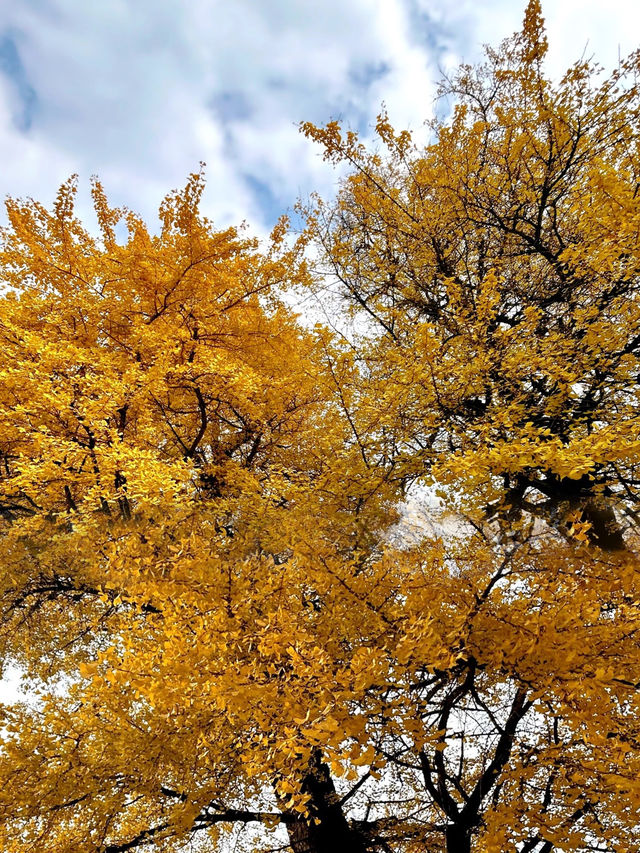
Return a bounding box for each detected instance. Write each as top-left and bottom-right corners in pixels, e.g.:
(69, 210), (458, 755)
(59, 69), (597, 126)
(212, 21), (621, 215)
(302, 0), (640, 551)
(298, 0), (640, 849)
(0, 3), (639, 853)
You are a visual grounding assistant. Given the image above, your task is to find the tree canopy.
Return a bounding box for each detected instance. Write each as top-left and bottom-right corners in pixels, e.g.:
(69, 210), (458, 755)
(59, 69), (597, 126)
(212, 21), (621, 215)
(0, 3), (639, 852)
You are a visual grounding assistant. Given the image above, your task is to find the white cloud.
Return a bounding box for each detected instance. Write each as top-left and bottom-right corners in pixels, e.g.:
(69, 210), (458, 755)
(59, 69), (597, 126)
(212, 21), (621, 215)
(0, 0), (637, 237)
(422, 0), (640, 76)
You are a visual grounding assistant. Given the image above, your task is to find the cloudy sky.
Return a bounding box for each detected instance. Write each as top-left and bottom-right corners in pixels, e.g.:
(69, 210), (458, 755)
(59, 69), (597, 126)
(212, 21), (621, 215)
(1, 0), (639, 237)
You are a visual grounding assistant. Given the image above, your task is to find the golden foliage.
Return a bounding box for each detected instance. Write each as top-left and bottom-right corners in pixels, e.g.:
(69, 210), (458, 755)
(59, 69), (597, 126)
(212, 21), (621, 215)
(0, 4), (639, 853)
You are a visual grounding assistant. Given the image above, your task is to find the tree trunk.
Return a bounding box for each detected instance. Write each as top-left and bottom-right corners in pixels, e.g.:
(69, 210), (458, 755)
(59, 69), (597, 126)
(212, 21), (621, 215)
(284, 751), (369, 853)
(581, 499), (625, 551)
(445, 822), (473, 853)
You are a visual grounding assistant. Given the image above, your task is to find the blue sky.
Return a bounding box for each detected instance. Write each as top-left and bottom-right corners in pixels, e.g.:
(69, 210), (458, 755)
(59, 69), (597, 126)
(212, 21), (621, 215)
(0, 0), (639, 237)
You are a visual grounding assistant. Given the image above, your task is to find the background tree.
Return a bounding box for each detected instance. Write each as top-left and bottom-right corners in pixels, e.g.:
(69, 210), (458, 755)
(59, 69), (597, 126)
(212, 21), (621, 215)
(298, 0), (640, 849)
(303, 0), (640, 549)
(0, 3), (638, 853)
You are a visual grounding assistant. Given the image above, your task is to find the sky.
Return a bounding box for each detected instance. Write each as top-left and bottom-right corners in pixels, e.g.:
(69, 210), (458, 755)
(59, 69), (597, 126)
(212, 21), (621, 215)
(0, 0), (639, 239)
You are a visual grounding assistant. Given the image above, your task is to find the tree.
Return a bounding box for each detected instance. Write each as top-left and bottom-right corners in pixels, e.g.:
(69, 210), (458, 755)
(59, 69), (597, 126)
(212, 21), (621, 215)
(0, 168), (402, 853)
(0, 4), (638, 853)
(299, 1), (640, 849)
(302, 0), (640, 551)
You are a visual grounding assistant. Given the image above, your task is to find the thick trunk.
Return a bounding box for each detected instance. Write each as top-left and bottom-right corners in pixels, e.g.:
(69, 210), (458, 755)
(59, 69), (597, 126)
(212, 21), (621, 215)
(581, 499), (625, 551)
(515, 473), (627, 551)
(284, 751), (368, 853)
(445, 822), (472, 853)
